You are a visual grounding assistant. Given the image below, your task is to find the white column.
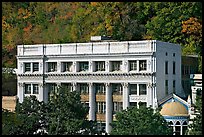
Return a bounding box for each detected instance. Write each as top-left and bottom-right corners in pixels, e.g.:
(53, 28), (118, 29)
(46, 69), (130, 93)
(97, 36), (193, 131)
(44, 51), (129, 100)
(123, 60), (129, 72)
(137, 60), (139, 72)
(57, 61), (61, 73)
(106, 61), (110, 72)
(147, 83), (153, 107)
(17, 82), (24, 103)
(73, 61), (77, 72)
(123, 83), (129, 109)
(180, 125), (183, 135)
(173, 126), (176, 135)
(72, 82), (77, 92)
(89, 83), (96, 121)
(89, 61), (93, 72)
(30, 63), (33, 72)
(105, 83), (112, 134)
(39, 83), (44, 102)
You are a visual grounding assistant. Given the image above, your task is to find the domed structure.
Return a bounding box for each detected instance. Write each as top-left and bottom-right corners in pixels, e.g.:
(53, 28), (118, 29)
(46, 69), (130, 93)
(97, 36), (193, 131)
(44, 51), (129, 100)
(160, 101), (188, 116)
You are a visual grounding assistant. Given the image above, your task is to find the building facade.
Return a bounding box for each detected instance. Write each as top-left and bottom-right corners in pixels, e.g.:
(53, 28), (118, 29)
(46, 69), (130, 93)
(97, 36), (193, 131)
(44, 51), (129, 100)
(16, 38), (184, 133)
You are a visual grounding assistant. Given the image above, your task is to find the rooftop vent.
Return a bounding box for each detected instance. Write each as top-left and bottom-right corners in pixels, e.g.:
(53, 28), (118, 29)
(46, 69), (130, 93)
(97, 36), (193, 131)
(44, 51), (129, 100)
(90, 36), (113, 42)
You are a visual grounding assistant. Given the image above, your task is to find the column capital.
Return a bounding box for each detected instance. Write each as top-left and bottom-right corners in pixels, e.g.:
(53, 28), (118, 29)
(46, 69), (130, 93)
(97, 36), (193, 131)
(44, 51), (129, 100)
(105, 61), (109, 66)
(39, 83), (44, 87)
(124, 60), (128, 66)
(89, 82), (93, 86)
(123, 82), (129, 88)
(105, 82), (110, 87)
(18, 82), (24, 87)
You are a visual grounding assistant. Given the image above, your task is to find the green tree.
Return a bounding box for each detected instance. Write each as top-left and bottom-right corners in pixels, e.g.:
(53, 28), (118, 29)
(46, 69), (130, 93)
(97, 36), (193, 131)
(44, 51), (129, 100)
(2, 109), (20, 135)
(187, 90), (202, 135)
(14, 96), (47, 135)
(46, 86), (97, 135)
(110, 105), (172, 135)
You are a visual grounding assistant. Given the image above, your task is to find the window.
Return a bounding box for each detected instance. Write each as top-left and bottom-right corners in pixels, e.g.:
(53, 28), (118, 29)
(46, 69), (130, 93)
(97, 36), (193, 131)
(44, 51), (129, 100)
(48, 83), (57, 93)
(62, 62), (72, 72)
(25, 84), (31, 94)
(130, 84), (137, 94)
(113, 102), (123, 113)
(95, 83), (105, 94)
(173, 53), (175, 57)
(139, 84), (146, 95)
(95, 61), (105, 71)
(24, 63), (31, 72)
(173, 61), (176, 74)
(111, 61), (122, 71)
(33, 63), (39, 72)
(165, 80), (168, 95)
(130, 102), (137, 107)
(166, 52), (168, 56)
(129, 60), (137, 71)
(48, 83), (58, 99)
(96, 102), (106, 113)
(173, 80), (176, 93)
(139, 60), (147, 71)
(112, 84), (122, 95)
(165, 61), (168, 74)
(48, 62), (57, 72)
(79, 83), (89, 94)
(79, 62), (89, 72)
(33, 84), (39, 94)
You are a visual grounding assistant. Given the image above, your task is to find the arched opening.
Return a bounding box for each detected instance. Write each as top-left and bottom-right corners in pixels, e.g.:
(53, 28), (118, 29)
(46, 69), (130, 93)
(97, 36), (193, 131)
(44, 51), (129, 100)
(175, 121), (181, 135)
(182, 121), (188, 135)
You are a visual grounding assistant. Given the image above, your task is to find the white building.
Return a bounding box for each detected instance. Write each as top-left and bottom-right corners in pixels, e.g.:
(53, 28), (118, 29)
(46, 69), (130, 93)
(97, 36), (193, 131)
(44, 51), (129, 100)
(190, 74), (202, 105)
(16, 37), (184, 134)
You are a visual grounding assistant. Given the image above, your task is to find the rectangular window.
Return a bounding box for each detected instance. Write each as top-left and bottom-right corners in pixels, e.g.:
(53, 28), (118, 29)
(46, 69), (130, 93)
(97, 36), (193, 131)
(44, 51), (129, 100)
(130, 84), (137, 94)
(62, 62), (72, 72)
(173, 61), (176, 74)
(33, 84), (39, 94)
(139, 84), (146, 95)
(33, 63), (39, 72)
(24, 63), (31, 72)
(130, 102), (137, 107)
(95, 61), (105, 71)
(25, 84), (31, 94)
(111, 61), (122, 71)
(139, 60), (147, 71)
(48, 83), (57, 100)
(129, 60), (137, 71)
(96, 102), (106, 113)
(79, 83), (89, 94)
(165, 80), (168, 95)
(48, 62), (57, 72)
(165, 61), (168, 74)
(95, 83), (105, 94)
(113, 102), (123, 113)
(79, 62), (89, 72)
(112, 83), (122, 95)
(173, 80), (176, 93)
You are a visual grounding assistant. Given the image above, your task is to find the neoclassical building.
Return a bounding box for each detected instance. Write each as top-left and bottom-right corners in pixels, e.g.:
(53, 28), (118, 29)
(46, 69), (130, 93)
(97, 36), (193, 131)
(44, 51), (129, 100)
(16, 37), (184, 133)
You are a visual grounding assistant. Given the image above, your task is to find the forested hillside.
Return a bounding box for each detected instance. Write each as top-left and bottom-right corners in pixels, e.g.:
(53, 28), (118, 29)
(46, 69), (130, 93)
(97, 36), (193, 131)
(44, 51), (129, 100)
(2, 2), (202, 72)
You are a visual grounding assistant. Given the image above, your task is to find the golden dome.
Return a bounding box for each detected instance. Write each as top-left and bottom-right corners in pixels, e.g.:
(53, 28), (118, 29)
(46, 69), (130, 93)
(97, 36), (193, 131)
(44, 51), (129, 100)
(160, 101), (188, 116)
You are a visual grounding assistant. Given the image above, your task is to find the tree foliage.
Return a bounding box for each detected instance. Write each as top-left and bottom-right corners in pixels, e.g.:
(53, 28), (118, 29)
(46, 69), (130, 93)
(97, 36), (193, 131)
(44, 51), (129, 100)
(2, 86), (98, 135)
(2, 2), (202, 73)
(110, 106), (173, 135)
(187, 90), (202, 135)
